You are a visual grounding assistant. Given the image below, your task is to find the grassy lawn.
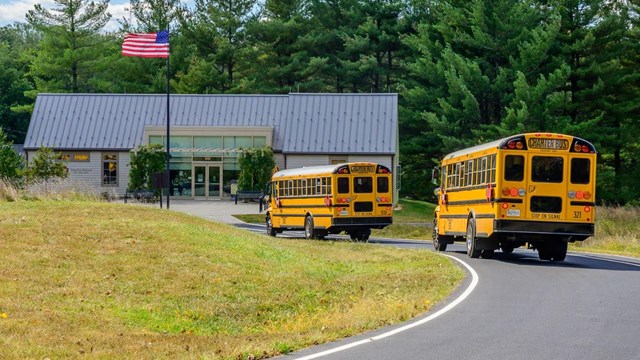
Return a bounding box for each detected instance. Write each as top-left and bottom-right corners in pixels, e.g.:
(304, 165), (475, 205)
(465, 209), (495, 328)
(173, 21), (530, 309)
(0, 200), (463, 359)
(234, 199), (436, 240)
(233, 198), (640, 258)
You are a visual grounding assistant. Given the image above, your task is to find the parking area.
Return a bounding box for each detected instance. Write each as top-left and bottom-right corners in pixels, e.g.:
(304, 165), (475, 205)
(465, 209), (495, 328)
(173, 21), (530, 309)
(128, 199), (263, 225)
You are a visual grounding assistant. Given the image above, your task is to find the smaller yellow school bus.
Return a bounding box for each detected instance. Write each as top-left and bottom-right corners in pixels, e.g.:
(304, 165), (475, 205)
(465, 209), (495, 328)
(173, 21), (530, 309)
(264, 162), (393, 241)
(432, 133), (596, 261)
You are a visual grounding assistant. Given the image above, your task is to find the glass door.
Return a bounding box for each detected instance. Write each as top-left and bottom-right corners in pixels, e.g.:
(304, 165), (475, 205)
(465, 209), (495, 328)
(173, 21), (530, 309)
(208, 165), (221, 198)
(194, 165), (206, 197)
(193, 163), (222, 199)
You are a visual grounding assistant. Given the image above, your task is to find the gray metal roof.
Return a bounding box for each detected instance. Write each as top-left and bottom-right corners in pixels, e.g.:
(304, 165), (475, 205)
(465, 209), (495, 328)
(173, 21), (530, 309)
(24, 93), (397, 154)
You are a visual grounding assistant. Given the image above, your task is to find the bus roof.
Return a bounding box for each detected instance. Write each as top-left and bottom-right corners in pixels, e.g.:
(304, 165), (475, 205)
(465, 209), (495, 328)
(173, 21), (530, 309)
(272, 162), (384, 178)
(442, 133), (596, 160)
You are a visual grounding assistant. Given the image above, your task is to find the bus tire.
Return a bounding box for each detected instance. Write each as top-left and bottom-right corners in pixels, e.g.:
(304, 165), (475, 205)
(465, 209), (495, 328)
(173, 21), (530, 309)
(361, 229), (371, 242)
(304, 216), (316, 239)
(433, 221), (447, 252)
(266, 214), (277, 237)
(466, 218), (481, 258)
(551, 241), (567, 262)
(538, 244), (552, 261)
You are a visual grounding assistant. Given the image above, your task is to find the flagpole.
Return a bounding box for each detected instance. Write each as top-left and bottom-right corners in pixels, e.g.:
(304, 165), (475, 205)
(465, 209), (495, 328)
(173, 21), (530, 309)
(165, 49), (170, 209)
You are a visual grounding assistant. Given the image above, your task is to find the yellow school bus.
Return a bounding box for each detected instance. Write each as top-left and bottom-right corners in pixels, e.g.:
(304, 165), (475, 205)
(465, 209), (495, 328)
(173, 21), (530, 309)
(433, 133), (596, 261)
(264, 162), (393, 241)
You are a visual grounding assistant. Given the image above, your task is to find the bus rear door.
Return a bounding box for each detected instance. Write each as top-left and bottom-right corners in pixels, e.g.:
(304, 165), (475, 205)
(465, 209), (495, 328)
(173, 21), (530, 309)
(525, 154), (568, 222)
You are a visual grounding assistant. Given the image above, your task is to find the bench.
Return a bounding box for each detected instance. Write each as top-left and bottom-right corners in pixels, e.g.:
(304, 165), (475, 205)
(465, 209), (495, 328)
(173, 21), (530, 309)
(234, 190), (263, 205)
(124, 188), (158, 204)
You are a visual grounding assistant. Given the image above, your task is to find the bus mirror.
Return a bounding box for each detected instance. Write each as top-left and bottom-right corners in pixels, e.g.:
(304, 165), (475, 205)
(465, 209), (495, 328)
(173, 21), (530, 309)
(433, 187), (440, 197)
(431, 167), (440, 185)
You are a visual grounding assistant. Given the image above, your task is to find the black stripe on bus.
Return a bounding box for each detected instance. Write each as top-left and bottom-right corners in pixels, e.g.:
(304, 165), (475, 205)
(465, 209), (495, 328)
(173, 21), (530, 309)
(440, 214), (495, 219)
(443, 184), (496, 193)
(443, 231), (489, 238)
(278, 204), (333, 209)
(446, 199), (491, 206)
(494, 198), (523, 204)
(272, 213), (333, 218)
(570, 201), (596, 206)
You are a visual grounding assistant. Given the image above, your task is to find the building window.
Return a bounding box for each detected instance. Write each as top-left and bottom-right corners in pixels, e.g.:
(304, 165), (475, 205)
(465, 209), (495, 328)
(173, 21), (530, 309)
(102, 154), (118, 186)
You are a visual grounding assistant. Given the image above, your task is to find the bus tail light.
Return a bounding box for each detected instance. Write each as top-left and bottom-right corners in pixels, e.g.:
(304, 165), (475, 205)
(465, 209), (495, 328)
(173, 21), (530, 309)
(338, 197), (350, 203)
(584, 206), (591, 212)
(569, 190), (591, 200)
(503, 188), (524, 197)
(502, 203), (509, 209)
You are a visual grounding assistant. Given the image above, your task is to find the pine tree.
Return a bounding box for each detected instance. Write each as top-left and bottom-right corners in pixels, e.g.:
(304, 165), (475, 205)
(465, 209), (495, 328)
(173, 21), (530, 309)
(26, 0), (111, 93)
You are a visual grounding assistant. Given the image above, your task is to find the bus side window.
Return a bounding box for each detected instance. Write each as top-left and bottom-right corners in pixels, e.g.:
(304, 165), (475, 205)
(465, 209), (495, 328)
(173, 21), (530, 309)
(490, 154), (497, 183)
(327, 177), (332, 194)
(338, 177), (349, 194)
(317, 178), (322, 195)
(505, 155), (524, 181)
(481, 157), (487, 184)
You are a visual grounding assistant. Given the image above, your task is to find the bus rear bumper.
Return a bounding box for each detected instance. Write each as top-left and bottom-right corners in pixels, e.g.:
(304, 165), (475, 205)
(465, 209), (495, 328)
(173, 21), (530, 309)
(493, 220), (594, 237)
(332, 217), (392, 228)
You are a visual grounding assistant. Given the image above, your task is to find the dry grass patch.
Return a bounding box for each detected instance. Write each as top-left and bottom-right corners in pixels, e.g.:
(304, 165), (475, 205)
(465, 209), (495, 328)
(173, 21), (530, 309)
(570, 206), (640, 257)
(0, 201), (463, 359)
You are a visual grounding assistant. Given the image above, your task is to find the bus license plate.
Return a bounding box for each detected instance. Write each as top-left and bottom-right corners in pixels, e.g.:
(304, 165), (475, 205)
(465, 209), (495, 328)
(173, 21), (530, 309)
(340, 210), (349, 216)
(506, 209), (520, 217)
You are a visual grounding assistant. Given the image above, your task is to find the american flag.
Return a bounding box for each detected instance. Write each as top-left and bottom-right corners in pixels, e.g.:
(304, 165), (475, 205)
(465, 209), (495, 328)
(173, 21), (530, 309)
(122, 31), (170, 58)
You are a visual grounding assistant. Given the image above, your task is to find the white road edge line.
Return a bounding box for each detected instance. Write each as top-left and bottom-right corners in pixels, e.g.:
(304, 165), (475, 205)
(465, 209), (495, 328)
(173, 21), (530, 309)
(568, 252), (640, 267)
(293, 254), (479, 360)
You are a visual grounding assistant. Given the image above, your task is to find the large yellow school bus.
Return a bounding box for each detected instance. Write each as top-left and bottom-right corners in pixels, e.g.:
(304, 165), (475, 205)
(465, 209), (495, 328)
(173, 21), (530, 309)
(433, 133), (596, 261)
(264, 162), (393, 241)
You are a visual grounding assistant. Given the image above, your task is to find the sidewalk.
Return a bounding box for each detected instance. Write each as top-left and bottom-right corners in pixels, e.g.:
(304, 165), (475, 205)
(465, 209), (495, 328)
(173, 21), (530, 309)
(165, 199), (263, 224)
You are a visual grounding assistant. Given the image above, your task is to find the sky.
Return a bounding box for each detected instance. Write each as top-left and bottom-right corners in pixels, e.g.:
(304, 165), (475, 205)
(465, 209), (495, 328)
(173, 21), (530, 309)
(0, 0), (135, 32)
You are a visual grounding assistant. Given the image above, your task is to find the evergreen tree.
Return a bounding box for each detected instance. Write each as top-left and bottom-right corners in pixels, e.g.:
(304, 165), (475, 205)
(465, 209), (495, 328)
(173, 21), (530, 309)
(0, 25), (36, 143)
(26, 0), (111, 93)
(0, 128), (24, 181)
(176, 0), (261, 93)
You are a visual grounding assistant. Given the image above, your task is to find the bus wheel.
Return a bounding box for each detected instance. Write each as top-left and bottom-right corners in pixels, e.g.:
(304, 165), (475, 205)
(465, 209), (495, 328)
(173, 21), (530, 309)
(266, 214), (276, 237)
(361, 229), (371, 242)
(466, 218), (481, 258)
(433, 223), (447, 252)
(538, 244), (552, 261)
(304, 216), (316, 239)
(551, 242), (567, 262)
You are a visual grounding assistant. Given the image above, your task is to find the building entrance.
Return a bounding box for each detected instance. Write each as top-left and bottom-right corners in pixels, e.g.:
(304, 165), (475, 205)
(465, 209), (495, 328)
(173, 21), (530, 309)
(193, 163), (222, 199)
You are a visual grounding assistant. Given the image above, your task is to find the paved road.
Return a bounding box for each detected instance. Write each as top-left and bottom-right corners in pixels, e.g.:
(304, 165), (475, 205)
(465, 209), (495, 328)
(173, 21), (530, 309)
(237, 224), (640, 360)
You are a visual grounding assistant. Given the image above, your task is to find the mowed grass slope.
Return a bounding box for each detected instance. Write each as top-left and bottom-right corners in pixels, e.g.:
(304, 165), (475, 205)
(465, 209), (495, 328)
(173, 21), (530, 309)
(0, 201), (463, 359)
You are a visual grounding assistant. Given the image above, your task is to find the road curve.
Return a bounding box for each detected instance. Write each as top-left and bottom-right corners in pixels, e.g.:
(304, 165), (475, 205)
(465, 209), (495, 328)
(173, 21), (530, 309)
(274, 239), (640, 360)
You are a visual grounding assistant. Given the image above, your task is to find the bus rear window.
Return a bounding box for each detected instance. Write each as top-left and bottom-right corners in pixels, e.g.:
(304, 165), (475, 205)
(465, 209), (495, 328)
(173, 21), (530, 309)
(505, 155), (524, 181)
(337, 178), (349, 193)
(377, 177), (389, 193)
(571, 158), (590, 184)
(354, 177), (373, 193)
(532, 156), (563, 183)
